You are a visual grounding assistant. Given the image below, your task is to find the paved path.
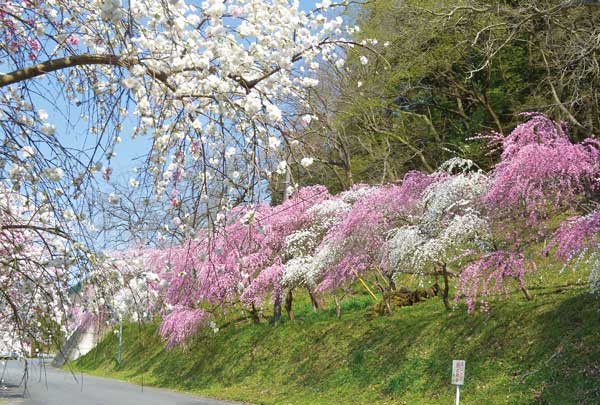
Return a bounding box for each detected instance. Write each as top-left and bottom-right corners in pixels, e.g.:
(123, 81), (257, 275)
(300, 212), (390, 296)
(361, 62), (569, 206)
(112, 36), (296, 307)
(0, 359), (240, 405)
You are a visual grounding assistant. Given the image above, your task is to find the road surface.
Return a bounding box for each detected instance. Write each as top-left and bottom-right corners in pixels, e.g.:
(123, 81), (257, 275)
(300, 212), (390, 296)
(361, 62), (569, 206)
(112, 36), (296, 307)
(0, 359), (241, 405)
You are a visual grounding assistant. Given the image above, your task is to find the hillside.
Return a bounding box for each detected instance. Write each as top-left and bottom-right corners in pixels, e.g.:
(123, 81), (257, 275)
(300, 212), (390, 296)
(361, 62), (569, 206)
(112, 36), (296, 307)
(69, 274), (600, 404)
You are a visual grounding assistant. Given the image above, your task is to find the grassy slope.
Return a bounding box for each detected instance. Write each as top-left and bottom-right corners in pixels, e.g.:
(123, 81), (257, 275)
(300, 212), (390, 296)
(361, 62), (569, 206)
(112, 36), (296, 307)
(70, 268), (600, 405)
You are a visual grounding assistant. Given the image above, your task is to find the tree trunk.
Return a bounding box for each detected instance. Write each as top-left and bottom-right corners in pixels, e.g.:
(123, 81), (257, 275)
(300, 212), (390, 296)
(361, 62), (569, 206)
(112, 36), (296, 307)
(334, 296), (342, 319)
(251, 303), (261, 324)
(375, 279), (393, 315)
(384, 294), (393, 315)
(272, 294), (282, 324)
(520, 285), (533, 301)
(386, 273), (397, 291)
(285, 290), (294, 321)
(441, 263), (451, 311)
(308, 289), (322, 310)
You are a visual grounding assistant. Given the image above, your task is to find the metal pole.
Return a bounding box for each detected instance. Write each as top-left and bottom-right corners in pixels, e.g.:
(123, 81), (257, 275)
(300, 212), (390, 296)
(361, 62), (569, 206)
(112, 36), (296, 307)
(117, 318), (122, 365)
(455, 385), (460, 405)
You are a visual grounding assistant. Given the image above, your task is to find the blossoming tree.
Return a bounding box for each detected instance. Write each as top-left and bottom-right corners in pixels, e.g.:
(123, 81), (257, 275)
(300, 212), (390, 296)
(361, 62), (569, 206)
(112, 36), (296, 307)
(0, 0), (366, 342)
(0, 185), (77, 355)
(0, 0), (363, 214)
(456, 114), (600, 311)
(384, 162), (491, 310)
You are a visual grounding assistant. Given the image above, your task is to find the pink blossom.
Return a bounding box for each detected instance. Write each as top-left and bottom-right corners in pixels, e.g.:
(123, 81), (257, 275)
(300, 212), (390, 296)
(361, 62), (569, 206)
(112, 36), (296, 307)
(241, 259), (284, 307)
(170, 189), (180, 207)
(485, 114), (600, 223)
(230, 5), (244, 17)
(65, 34), (80, 46)
(455, 252), (533, 312)
(103, 167), (112, 181)
(159, 306), (209, 349)
(27, 37), (40, 52)
(547, 212), (600, 261)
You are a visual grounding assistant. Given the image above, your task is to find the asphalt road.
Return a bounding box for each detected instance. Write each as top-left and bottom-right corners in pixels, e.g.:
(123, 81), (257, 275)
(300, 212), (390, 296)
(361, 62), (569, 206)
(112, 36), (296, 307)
(0, 359), (240, 405)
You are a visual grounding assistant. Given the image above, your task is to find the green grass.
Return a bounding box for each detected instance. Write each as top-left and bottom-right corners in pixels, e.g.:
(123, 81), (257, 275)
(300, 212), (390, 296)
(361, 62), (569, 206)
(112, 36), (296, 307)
(69, 267), (600, 405)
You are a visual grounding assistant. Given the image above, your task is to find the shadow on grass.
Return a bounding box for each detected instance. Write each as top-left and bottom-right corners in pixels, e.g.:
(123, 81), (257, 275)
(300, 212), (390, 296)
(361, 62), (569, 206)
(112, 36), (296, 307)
(72, 287), (600, 404)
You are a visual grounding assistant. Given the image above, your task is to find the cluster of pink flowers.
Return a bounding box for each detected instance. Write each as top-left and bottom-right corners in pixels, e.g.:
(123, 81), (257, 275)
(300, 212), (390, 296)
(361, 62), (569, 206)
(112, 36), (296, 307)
(317, 175), (434, 291)
(547, 212), (600, 261)
(159, 306), (210, 349)
(456, 114), (600, 310)
(1, 1), (82, 60)
(455, 252), (533, 313)
(139, 186), (333, 345)
(485, 114), (600, 223)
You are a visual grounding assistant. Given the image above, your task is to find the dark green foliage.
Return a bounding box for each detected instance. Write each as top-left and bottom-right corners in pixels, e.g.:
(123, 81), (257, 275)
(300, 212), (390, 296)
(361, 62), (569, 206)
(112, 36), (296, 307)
(296, 0), (600, 192)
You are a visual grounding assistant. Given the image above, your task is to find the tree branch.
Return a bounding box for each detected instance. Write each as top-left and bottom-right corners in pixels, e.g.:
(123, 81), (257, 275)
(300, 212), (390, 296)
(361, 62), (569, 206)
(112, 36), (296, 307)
(0, 54), (139, 88)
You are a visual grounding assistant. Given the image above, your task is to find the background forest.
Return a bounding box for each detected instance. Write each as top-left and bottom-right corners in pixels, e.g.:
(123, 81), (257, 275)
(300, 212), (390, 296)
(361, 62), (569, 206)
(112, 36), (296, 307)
(286, 0), (600, 193)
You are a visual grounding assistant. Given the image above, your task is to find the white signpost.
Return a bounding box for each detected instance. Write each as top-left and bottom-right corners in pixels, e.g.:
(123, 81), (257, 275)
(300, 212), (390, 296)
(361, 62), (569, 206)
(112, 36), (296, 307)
(452, 360), (465, 405)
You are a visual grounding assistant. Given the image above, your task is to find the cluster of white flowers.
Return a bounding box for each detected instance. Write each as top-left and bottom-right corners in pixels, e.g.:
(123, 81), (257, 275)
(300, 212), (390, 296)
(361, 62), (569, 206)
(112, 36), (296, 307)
(19, 146), (35, 159)
(437, 157), (477, 174)
(338, 185), (376, 204)
(100, 0), (351, 192)
(387, 213), (490, 275)
(588, 252), (600, 293)
(0, 185), (77, 343)
(0, 330), (22, 356)
(112, 274), (158, 322)
(439, 211), (491, 250)
(99, 0), (126, 23)
(300, 157), (314, 168)
(45, 167), (64, 182)
(307, 198), (351, 232)
(564, 247), (600, 294)
(281, 256), (317, 289)
(84, 255), (161, 324)
(240, 208), (256, 225)
(281, 243), (339, 289)
(386, 225), (428, 272)
(420, 172), (489, 226)
(284, 229), (320, 258)
(385, 160), (492, 277)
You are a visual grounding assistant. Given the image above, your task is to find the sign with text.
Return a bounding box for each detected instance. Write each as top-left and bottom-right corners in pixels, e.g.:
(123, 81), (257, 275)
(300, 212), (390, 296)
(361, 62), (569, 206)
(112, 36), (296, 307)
(452, 360), (466, 385)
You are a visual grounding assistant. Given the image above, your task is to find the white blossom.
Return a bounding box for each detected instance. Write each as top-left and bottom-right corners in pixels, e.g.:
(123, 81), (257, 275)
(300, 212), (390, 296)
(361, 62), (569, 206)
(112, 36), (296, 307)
(108, 193), (120, 205)
(45, 168), (64, 182)
(37, 109), (48, 121)
(300, 157), (314, 168)
(40, 123), (56, 136)
(276, 160), (288, 174)
(266, 104), (282, 122)
(421, 172), (489, 226)
(19, 146), (35, 159)
(268, 136), (281, 150)
(301, 115), (314, 125)
(225, 147), (236, 158)
(437, 157), (477, 174)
